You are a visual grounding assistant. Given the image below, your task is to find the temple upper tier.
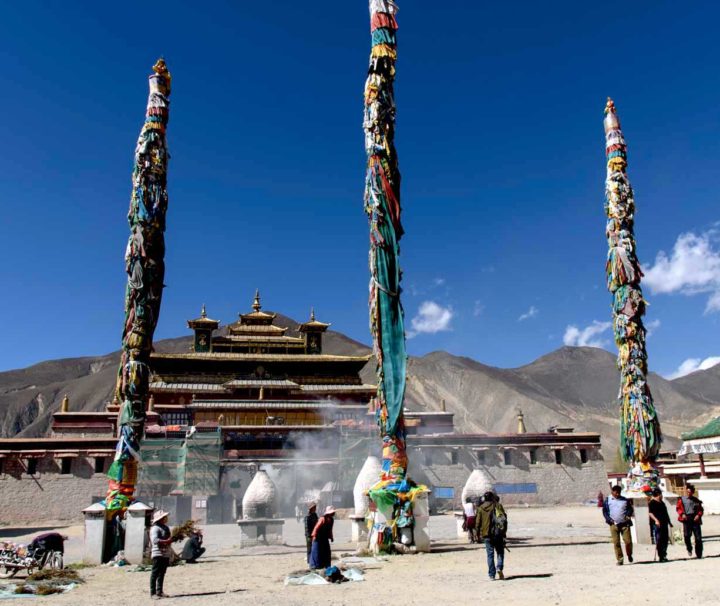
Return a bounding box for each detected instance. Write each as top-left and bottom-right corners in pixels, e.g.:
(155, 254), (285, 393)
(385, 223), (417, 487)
(146, 292), (375, 414)
(186, 290), (330, 355)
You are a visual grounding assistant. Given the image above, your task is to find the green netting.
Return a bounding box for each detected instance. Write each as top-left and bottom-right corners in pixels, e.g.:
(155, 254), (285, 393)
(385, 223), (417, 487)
(184, 431), (222, 494)
(136, 431), (221, 496)
(137, 438), (186, 496)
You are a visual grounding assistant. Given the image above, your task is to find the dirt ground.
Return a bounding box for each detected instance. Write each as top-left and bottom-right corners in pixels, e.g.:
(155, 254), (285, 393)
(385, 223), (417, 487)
(2, 506), (718, 605)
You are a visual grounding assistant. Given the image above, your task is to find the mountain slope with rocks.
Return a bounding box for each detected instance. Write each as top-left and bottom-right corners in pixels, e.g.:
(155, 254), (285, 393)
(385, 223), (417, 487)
(2, 318), (718, 465)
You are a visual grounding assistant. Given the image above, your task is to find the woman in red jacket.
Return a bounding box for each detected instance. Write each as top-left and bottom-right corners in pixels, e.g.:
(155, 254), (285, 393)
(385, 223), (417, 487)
(676, 484), (704, 558)
(309, 506), (335, 569)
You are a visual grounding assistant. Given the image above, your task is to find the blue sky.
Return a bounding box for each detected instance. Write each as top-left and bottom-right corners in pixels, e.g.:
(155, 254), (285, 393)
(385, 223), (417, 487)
(1, 1), (719, 378)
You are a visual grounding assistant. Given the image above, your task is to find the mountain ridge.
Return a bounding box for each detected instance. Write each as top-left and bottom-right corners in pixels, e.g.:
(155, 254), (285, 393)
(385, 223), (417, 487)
(2, 317), (718, 467)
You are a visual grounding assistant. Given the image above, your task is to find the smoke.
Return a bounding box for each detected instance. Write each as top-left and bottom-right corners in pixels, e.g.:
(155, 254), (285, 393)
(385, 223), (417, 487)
(220, 400), (380, 517)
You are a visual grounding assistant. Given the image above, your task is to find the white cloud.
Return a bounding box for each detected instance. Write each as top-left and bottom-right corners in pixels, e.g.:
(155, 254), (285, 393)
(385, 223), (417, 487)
(473, 300), (484, 317)
(518, 306), (539, 322)
(643, 230), (720, 313)
(563, 320), (612, 348)
(667, 356), (720, 380)
(407, 301), (453, 338)
(645, 318), (661, 338)
(433, 277), (446, 287)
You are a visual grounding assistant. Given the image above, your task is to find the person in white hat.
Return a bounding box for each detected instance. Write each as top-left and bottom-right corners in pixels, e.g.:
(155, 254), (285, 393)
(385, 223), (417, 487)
(309, 506), (336, 569)
(150, 510), (172, 599)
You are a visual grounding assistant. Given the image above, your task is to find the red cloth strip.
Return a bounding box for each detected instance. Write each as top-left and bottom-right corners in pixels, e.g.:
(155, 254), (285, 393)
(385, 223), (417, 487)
(371, 12), (398, 32)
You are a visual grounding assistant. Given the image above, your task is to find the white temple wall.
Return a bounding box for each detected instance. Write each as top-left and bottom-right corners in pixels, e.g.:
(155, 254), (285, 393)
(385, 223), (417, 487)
(410, 445), (607, 507)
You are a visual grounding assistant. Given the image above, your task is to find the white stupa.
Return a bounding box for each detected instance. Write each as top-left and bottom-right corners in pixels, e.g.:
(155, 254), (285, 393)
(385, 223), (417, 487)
(353, 455), (382, 516)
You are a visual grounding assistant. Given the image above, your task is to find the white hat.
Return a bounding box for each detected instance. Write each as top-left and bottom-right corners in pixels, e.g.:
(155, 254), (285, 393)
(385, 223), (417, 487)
(152, 509), (169, 524)
(323, 506), (336, 516)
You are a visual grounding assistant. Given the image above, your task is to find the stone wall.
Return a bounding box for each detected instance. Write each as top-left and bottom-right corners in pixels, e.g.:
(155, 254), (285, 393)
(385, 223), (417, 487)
(0, 457), (108, 524)
(409, 444), (607, 508)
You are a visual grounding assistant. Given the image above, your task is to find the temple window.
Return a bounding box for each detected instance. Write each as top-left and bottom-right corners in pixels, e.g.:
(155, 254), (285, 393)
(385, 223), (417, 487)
(529, 448), (538, 465)
(450, 450), (458, 465)
(580, 449), (588, 464)
(94, 457), (106, 474)
(26, 459), (38, 475)
(60, 458), (72, 475)
(555, 449), (563, 465)
(503, 450), (512, 465)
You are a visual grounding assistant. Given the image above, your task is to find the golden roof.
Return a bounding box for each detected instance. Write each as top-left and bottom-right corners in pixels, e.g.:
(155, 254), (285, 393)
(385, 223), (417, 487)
(188, 304), (220, 327)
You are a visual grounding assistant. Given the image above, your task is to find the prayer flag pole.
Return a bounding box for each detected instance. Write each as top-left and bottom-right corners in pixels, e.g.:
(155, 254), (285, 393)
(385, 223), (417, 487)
(364, 0), (424, 552)
(603, 98), (662, 490)
(106, 59), (172, 513)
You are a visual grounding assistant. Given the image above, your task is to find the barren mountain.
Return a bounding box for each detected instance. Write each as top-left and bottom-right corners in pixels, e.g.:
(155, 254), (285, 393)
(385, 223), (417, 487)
(404, 347), (718, 456)
(1, 316), (718, 465)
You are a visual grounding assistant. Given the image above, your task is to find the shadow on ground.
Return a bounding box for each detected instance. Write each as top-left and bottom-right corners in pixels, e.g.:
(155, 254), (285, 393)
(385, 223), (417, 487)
(503, 573), (553, 581)
(166, 589), (246, 598)
(0, 526), (70, 538)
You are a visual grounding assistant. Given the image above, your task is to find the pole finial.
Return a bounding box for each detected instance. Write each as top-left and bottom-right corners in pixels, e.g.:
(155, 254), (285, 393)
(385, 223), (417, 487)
(310, 307), (316, 321)
(201, 304), (207, 318)
(253, 289), (261, 312)
(152, 58), (170, 76)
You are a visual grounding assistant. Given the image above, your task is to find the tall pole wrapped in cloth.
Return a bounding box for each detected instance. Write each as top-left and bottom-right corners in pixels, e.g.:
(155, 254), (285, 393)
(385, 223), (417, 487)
(105, 59), (172, 514)
(363, 1), (426, 552)
(603, 98), (662, 490)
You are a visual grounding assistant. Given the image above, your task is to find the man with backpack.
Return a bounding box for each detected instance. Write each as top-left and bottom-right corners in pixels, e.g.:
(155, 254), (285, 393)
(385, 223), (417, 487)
(475, 491), (507, 580)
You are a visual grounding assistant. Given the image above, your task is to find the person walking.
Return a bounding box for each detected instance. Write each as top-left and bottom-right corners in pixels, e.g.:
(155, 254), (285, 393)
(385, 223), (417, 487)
(676, 484), (703, 558)
(295, 504), (302, 523)
(475, 491), (507, 580)
(648, 488), (672, 562)
(303, 503), (318, 564)
(309, 506), (335, 569)
(462, 497), (477, 543)
(602, 485), (634, 565)
(150, 510), (173, 599)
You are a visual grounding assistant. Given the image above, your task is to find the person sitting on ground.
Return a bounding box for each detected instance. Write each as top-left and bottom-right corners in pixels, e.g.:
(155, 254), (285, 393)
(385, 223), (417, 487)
(676, 484), (704, 558)
(150, 510), (173, 600)
(180, 528), (205, 564)
(462, 497), (477, 543)
(28, 532), (68, 567)
(648, 488), (672, 562)
(602, 485), (634, 565)
(309, 506), (335, 570)
(304, 502), (318, 564)
(475, 491), (507, 581)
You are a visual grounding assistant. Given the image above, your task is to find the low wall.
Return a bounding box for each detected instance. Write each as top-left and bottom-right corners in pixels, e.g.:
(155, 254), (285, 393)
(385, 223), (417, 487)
(0, 457), (108, 524)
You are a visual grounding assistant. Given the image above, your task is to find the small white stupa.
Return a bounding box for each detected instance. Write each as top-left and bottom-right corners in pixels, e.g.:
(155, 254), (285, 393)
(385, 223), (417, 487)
(350, 455), (382, 543)
(238, 469), (284, 547)
(242, 469), (277, 519)
(354, 455), (382, 515)
(461, 469), (494, 504)
(456, 469), (494, 538)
